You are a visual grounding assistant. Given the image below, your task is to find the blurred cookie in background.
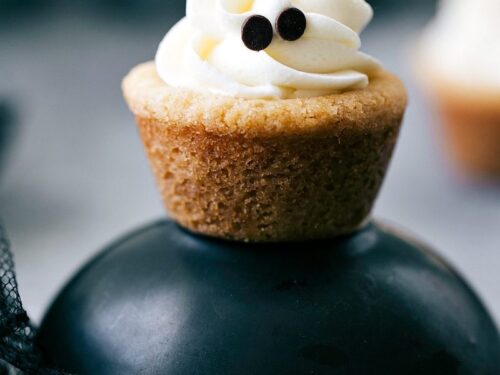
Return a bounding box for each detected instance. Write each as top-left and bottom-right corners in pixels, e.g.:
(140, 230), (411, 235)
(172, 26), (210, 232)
(419, 0), (500, 180)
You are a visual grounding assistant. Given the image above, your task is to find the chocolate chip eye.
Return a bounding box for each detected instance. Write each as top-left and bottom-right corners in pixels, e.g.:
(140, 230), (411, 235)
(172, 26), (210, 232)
(241, 15), (274, 51)
(277, 8), (306, 41)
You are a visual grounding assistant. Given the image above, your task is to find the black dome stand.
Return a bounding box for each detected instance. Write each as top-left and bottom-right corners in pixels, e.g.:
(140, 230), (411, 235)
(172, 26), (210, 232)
(38, 220), (500, 375)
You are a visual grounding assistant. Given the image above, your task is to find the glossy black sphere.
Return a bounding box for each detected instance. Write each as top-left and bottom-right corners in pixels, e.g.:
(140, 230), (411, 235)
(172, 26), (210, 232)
(38, 221), (500, 375)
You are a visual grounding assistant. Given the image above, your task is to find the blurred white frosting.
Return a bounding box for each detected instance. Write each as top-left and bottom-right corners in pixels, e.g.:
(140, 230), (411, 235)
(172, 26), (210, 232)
(421, 0), (500, 91)
(156, 0), (379, 99)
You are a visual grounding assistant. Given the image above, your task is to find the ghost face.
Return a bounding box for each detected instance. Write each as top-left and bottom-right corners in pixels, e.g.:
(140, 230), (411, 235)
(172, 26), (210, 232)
(241, 7), (307, 51)
(187, 0), (373, 37)
(156, 0), (379, 99)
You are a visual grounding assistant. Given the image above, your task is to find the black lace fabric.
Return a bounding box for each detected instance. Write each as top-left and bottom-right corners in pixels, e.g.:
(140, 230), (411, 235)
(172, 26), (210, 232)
(0, 224), (64, 375)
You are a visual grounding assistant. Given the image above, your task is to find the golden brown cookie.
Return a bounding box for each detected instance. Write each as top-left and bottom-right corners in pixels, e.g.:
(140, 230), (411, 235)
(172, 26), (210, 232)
(123, 62), (407, 242)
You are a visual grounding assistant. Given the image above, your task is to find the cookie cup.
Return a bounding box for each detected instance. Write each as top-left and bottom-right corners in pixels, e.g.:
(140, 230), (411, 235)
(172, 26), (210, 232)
(123, 62), (407, 242)
(422, 75), (500, 179)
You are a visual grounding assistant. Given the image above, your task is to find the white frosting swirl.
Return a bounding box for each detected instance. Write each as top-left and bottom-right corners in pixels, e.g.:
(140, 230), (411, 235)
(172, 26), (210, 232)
(422, 0), (500, 91)
(156, 0), (380, 99)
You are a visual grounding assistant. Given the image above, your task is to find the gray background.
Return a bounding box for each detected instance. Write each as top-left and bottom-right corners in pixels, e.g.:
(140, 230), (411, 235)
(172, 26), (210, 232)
(0, 1), (499, 326)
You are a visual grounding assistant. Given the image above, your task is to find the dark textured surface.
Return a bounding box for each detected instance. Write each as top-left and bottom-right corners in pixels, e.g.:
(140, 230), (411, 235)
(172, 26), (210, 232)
(38, 220), (500, 375)
(0, 225), (63, 374)
(0, 224), (35, 374)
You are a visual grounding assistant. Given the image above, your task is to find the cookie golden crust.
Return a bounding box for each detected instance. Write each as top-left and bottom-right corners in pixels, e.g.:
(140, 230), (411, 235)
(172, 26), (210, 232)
(124, 62), (407, 137)
(123, 62), (407, 242)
